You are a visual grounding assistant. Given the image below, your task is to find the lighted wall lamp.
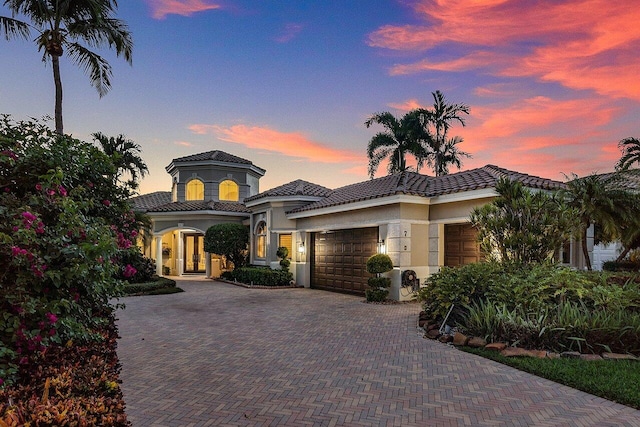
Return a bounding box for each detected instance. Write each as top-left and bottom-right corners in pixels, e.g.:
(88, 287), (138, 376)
(298, 241), (306, 254)
(377, 239), (386, 254)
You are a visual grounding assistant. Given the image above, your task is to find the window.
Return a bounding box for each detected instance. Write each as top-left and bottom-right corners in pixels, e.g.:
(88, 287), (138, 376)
(219, 180), (239, 201)
(256, 221), (267, 258)
(278, 234), (292, 259)
(186, 179), (204, 201)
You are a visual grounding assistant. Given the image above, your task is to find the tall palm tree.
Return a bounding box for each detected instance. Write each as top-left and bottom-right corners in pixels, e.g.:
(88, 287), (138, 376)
(365, 110), (429, 179)
(616, 137), (640, 171)
(561, 173), (636, 270)
(0, 0), (133, 134)
(417, 90), (470, 176)
(92, 131), (147, 190)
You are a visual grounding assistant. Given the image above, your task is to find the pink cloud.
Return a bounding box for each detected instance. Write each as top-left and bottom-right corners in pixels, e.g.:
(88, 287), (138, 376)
(188, 123), (362, 163)
(146, 0), (221, 20)
(369, 0), (640, 100)
(174, 141), (194, 147)
(387, 98), (424, 112)
(275, 23), (304, 43)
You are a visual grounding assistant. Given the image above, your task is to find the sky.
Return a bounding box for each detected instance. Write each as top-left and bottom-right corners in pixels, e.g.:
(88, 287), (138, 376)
(1, 0), (638, 195)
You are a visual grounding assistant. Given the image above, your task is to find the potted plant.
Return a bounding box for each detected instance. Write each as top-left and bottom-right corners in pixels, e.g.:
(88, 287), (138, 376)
(365, 253), (393, 302)
(162, 247), (171, 256)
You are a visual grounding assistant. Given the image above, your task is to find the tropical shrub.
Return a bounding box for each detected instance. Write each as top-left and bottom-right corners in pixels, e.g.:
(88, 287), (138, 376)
(470, 178), (576, 263)
(117, 247), (156, 283)
(204, 223), (249, 269)
(222, 267), (293, 287)
(277, 246), (290, 272)
(123, 277), (182, 296)
(0, 116), (139, 423)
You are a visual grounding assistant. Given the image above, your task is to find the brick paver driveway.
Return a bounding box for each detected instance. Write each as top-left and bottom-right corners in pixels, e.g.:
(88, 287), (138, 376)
(117, 278), (640, 426)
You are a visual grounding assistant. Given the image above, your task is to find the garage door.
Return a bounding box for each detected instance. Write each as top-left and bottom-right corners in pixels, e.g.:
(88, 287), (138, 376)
(311, 227), (378, 294)
(444, 223), (482, 267)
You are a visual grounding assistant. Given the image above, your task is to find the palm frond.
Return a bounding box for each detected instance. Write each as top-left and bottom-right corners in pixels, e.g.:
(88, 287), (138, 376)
(66, 41), (111, 96)
(0, 16), (31, 40)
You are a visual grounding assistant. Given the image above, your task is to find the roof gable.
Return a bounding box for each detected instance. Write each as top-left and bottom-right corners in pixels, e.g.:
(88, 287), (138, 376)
(245, 179), (332, 203)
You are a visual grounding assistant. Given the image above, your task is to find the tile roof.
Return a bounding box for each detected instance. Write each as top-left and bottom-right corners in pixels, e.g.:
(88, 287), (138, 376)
(596, 169), (640, 191)
(289, 165), (564, 214)
(171, 150), (253, 165)
(147, 200), (251, 214)
(130, 191), (171, 212)
(245, 179), (333, 202)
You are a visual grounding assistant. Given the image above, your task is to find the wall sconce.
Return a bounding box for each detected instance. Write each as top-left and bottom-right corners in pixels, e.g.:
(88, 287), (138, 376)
(377, 239), (386, 254)
(298, 241), (306, 254)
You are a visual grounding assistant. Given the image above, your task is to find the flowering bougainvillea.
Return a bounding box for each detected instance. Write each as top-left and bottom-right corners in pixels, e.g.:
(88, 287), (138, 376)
(0, 116), (148, 424)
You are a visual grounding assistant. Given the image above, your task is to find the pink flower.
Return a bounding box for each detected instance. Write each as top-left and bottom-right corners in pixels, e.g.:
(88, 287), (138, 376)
(102, 199), (111, 207)
(21, 211), (37, 227)
(58, 185), (67, 196)
(46, 312), (58, 324)
(35, 183), (42, 191)
(47, 189), (56, 196)
(122, 264), (137, 278)
(1, 150), (17, 160)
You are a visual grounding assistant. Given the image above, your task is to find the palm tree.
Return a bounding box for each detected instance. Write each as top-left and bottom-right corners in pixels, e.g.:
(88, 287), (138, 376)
(92, 131), (147, 190)
(561, 173), (636, 270)
(417, 90), (470, 176)
(0, 0), (133, 134)
(616, 137), (640, 171)
(365, 111), (429, 178)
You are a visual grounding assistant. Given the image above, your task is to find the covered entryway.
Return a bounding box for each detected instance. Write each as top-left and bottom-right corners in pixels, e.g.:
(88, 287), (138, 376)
(444, 223), (482, 266)
(311, 227), (378, 294)
(183, 233), (206, 273)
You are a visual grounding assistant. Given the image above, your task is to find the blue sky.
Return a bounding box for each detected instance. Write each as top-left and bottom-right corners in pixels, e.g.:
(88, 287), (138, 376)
(1, 0), (638, 195)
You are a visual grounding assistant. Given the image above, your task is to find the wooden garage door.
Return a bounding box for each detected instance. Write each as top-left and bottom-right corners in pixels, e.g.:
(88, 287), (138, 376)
(444, 223), (483, 267)
(311, 227), (378, 295)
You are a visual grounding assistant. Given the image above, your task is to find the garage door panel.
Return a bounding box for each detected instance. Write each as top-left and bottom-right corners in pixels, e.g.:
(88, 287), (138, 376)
(312, 227), (378, 295)
(445, 224), (482, 267)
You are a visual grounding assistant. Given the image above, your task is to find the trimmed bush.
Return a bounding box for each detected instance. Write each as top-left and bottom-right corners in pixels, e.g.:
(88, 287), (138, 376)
(222, 267), (293, 287)
(123, 277), (182, 296)
(603, 260), (640, 272)
(365, 288), (389, 302)
(366, 254), (393, 275)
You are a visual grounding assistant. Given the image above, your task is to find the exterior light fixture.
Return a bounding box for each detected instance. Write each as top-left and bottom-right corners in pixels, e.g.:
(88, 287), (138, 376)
(377, 239), (386, 254)
(298, 241), (305, 254)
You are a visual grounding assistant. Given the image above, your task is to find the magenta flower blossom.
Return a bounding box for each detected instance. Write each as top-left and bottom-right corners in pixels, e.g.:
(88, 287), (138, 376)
(103, 199), (111, 207)
(35, 183), (42, 191)
(46, 312), (58, 324)
(58, 185), (67, 196)
(122, 264), (137, 278)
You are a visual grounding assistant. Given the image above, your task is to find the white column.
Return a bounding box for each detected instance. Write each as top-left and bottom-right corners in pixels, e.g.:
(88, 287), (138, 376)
(155, 236), (163, 276)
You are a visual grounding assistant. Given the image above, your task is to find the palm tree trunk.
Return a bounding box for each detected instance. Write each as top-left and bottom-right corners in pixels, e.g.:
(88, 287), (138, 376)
(581, 229), (592, 271)
(52, 54), (64, 134)
(616, 246), (631, 262)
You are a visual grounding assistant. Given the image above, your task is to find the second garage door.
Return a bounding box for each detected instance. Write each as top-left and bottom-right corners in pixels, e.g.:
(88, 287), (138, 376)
(444, 223), (483, 266)
(311, 227), (378, 295)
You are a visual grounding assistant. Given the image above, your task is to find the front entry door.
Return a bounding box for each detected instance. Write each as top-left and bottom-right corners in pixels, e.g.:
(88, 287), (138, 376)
(184, 233), (205, 273)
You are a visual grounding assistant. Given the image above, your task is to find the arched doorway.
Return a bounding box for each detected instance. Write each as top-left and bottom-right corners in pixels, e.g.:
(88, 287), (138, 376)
(183, 233), (206, 273)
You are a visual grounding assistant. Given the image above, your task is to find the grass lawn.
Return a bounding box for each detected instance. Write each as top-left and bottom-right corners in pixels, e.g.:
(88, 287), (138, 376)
(462, 348), (640, 409)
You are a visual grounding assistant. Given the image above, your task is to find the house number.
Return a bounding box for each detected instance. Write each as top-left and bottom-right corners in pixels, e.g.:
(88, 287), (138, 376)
(404, 245), (407, 250)
(404, 230), (407, 237)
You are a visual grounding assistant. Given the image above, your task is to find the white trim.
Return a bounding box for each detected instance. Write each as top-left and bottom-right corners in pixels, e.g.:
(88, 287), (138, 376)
(149, 211), (250, 218)
(429, 188), (496, 205)
(429, 216), (472, 225)
(286, 194), (430, 219)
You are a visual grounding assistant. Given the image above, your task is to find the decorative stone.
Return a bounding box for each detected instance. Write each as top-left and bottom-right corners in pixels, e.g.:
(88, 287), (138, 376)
(426, 322), (440, 332)
(418, 319), (428, 328)
(438, 334), (453, 343)
(602, 353), (638, 361)
(484, 342), (507, 352)
(529, 350), (548, 359)
(419, 311), (430, 320)
(426, 329), (441, 339)
(467, 337), (487, 348)
(580, 354), (603, 361)
(560, 351), (582, 359)
(452, 332), (469, 346)
(546, 352), (561, 359)
(501, 347), (534, 358)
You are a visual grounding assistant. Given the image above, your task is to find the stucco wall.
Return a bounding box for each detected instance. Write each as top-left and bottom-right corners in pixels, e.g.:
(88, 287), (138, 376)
(428, 197), (493, 221)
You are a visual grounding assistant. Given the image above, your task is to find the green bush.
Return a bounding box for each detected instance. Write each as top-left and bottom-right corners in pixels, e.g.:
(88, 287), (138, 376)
(603, 260), (640, 272)
(366, 254), (393, 275)
(123, 277), (181, 295)
(117, 247), (156, 283)
(223, 267), (293, 287)
(368, 277), (391, 288)
(365, 288), (389, 302)
(204, 223), (249, 268)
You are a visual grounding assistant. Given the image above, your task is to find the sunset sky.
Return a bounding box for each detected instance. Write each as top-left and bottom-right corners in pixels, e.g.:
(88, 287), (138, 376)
(1, 0), (638, 195)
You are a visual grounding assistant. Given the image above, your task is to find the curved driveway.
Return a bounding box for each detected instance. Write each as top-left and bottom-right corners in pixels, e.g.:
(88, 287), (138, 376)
(117, 278), (640, 426)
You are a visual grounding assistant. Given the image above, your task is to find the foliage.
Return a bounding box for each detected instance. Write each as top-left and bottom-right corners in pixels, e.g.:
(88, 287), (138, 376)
(122, 277), (182, 296)
(560, 173), (639, 270)
(92, 132), (148, 191)
(222, 267), (293, 287)
(0, 0), (133, 134)
(204, 223), (249, 269)
(603, 260), (640, 272)
(471, 178), (576, 264)
(364, 110), (429, 178)
(414, 90), (471, 176)
(277, 246), (290, 272)
(116, 248), (156, 283)
(463, 347), (640, 410)
(616, 137), (640, 171)
(365, 254), (394, 275)
(365, 288), (389, 302)
(367, 277), (392, 289)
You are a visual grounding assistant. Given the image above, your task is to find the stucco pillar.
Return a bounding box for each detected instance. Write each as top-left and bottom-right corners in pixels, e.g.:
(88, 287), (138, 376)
(205, 252), (212, 278)
(155, 236), (163, 276)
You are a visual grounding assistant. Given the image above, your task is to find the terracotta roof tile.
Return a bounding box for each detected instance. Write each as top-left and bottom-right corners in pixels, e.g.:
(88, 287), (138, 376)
(245, 179), (333, 202)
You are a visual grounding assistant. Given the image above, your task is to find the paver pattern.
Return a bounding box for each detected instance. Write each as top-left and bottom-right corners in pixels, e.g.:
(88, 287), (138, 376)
(117, 278), (640, 426)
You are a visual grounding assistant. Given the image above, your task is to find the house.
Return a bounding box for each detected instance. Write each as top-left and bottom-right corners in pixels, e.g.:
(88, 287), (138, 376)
(132, 150), (566, 300)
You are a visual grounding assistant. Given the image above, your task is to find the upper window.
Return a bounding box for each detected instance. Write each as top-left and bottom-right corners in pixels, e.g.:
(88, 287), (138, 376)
(186, 179), (204, 201)
(256, 221), (267, 258)
(219, 180), (239, 202)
